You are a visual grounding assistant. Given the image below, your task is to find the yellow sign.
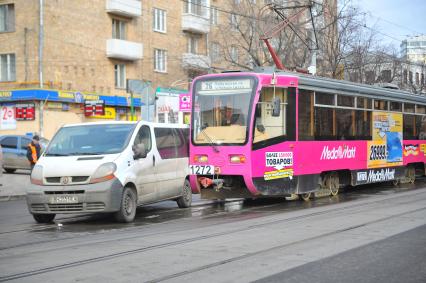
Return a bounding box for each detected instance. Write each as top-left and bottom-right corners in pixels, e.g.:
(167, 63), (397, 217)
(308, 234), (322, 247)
(264, 168), (293, 181)
(58, 91), (99, 101)
(0, 91), (12, 98)
(46, 102), (63, 109)
(86, 107), (116, 119)
(368, 112), (403, 168)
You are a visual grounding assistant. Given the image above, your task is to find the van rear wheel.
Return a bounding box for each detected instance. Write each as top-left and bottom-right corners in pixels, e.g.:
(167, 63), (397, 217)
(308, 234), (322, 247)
(114, 186), (137, 223)
(33, 213), (55, 223)
(177, 179), (192, 208)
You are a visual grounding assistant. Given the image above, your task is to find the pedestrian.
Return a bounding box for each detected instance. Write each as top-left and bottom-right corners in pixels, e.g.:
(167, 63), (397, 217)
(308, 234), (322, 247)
(27, 135), (41, 171)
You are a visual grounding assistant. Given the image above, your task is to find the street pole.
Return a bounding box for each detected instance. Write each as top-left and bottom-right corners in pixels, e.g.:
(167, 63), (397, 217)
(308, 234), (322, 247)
(130, 90), (134, 121)
(38, 0), (44, 137)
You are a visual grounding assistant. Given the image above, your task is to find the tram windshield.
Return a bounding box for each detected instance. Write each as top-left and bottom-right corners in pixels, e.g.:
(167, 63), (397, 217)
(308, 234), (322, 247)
(192, 77), (257, 145)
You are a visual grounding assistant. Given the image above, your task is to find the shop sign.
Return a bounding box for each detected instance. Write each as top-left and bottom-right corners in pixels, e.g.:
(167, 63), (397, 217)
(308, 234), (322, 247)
(84, 100), (105, 116)
(59, 91), (99, 103)
(0, 91), (12, 101)
(179, 94), (191, 112)
(0, 105), (17, 130)
(15, 103), (35, 121)
(86, 107), (116, 119)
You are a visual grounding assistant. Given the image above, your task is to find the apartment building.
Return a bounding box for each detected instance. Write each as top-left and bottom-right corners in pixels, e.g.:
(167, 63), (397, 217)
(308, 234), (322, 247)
(0, 0), (214, 137)
(0, 0), (337, 138)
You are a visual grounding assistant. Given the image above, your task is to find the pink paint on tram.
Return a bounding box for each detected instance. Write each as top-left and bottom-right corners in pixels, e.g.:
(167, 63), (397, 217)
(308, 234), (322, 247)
(188, 71), (426, 199)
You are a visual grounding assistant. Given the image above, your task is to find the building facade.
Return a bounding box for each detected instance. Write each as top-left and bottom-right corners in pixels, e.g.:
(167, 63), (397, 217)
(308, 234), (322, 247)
(0, 0), (337, 139)
(401, 35), (426, 64)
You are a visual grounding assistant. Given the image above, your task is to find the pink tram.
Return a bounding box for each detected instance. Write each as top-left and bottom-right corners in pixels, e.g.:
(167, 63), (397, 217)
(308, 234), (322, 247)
(188, 69), (426, 200)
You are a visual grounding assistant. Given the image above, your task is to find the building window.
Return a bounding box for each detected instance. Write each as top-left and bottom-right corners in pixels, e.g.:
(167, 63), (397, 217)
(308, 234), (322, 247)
(0, 53), (16, 82)
(112, 19), (126, 40)
(403, 69), (408, 84)
(210, 42), (220, 63)
(409, 71), (413, 83)
(210, 6), (218, 25)
(153, 8), (166, 33)
(114, 64), (126, 88)
(230, 14), (238, 30)
(415, 72), (420, 85)
(188, 36), (198, 54)
(185, 0), (204, 17)
(381, 69), (391, 83)
(154, 49), (167, 72)
(0, 4), (15, 32)
(230, 46), (238, 63)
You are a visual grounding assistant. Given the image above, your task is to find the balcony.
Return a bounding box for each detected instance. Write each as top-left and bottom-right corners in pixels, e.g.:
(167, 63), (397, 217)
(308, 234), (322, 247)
(106, 39), (143, 61)
(182, 53), (211, 70)
(182, 14), (210, 34)
(106, 0), (141, 18)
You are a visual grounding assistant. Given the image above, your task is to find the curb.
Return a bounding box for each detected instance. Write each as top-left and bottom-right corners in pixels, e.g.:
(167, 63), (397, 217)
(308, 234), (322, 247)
(0, 195), (26, 202)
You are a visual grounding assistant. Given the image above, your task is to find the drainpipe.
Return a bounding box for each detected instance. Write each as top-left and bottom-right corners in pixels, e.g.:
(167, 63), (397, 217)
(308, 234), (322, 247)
(38, 0), (44, 136)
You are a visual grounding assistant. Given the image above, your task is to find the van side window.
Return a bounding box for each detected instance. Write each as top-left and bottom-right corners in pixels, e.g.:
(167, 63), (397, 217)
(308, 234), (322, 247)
(21, 138), (31, 150)
(154, 128), (177, 159)
(174, 128), (189, 158)
(134, 125), (152, 153)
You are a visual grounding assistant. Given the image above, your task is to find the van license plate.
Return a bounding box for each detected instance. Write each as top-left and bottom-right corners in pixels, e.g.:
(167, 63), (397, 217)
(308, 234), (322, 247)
(49, 195), (78, 204)
(189, 165), (214, 175)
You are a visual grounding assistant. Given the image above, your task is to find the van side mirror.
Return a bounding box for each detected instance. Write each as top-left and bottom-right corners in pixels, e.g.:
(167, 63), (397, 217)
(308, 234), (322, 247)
(272, 97), (281, 117)
(133, 144), (147, 160)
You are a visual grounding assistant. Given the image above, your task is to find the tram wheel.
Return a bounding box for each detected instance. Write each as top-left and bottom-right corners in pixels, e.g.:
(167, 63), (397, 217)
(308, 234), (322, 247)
(299, 192), (312, 201)
(407, 166), (416, 184)
(325, 172), (339, 196)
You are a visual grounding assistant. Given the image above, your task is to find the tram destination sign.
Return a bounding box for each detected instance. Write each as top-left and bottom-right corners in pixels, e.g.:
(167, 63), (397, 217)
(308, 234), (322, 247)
(200, 79), (252, 91)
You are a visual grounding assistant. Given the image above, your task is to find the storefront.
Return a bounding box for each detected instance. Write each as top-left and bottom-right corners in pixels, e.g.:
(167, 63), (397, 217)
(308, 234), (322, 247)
(0, 89), (141, 139)
(155, 87), (191, 124)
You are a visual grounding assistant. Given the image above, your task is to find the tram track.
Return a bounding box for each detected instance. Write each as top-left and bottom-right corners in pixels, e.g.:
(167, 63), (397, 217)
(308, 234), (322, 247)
(1, 188), (426, 282)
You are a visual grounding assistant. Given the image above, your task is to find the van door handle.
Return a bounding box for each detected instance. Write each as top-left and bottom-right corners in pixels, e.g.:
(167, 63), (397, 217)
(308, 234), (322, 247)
(153, 155), (156, 167)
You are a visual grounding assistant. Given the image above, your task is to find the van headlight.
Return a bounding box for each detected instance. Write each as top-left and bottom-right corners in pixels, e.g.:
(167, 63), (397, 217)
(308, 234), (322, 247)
(90, 163), (117, 184)
(31, 165), (44, 185)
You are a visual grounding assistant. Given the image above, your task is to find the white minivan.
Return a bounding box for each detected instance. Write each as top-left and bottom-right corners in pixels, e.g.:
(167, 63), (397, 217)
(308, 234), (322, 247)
(26, 121), (192, 223)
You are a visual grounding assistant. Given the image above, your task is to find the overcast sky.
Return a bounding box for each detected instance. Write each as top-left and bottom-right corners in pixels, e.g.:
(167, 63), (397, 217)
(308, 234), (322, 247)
(352, 0), (426, 48)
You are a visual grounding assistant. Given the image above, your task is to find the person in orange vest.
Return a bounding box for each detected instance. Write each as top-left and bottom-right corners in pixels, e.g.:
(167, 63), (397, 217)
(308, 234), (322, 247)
(26, 135), (41, 171)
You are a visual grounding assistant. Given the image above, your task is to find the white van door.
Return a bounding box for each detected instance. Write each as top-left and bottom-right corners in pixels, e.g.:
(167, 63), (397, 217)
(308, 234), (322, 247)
(132, 125), (157, 204)
(153, 127), (179, 199)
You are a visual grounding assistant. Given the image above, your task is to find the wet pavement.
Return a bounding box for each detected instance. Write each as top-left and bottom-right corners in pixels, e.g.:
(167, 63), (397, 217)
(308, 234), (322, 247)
(0, 180), (425, 282)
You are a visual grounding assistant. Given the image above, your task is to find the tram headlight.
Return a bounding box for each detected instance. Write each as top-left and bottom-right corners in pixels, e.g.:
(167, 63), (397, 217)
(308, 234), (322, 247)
(229, 155), (246, 164)
(194, 155), (208, 163)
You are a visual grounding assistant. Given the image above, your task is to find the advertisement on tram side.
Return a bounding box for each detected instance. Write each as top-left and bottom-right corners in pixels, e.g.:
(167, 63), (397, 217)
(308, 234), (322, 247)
(368, 112), (403, 168)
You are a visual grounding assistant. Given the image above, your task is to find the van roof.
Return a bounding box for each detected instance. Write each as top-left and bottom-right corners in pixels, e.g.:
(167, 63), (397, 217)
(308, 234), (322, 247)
(62, 121), (189, 128)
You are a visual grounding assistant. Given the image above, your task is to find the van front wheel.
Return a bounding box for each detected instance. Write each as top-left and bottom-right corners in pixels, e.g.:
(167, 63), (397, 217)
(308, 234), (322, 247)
(33, 213), (55, 223)
(114, 186), (137, 223)
(177, 179), (192, 208)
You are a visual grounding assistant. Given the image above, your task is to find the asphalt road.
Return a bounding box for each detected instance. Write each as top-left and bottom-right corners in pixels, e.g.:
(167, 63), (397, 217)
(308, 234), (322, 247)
(0, 176), (425, 282)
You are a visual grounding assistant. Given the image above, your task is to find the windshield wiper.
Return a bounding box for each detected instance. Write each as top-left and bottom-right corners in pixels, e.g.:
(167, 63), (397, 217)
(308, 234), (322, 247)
(200, 128), (220, 153)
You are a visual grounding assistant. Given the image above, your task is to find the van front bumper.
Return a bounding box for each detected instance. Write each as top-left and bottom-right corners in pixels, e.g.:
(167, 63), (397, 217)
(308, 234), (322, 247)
(26, 178), (124, 214)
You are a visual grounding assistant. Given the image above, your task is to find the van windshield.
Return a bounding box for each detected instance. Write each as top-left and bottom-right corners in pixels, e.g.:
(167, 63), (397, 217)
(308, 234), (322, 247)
(45, 124), (136, 156)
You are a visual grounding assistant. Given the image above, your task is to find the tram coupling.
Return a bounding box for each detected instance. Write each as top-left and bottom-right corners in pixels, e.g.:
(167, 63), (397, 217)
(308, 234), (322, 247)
(198, 177), (224, 191)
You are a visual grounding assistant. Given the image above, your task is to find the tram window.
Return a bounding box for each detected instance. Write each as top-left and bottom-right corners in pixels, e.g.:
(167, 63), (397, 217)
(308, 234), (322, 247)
(315, 107), (335, 140)
(416, 105), (426, 114)
(403, 114), (416, 139)
(253, 87), (296, 146)
(374, 100), (388, 110)
(356, 97), (372, 109)
(315, 92), (334, 105)
(298, 89), (314, 140)
(404, 103), (415, 113)
(337, 95), (354, 107)
(390, 102), (402, 112)
(355, 110), (372, 140)
(336, 109), (355, 140)
(418, 116), (426, 139)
